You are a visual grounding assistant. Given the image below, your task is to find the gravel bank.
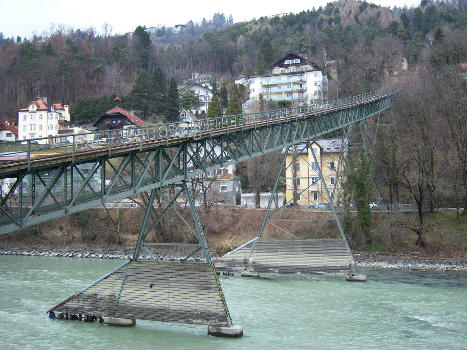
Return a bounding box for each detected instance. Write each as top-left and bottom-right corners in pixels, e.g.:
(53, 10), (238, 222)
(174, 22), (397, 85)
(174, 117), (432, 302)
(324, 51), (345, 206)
(0, 244), (465, 272)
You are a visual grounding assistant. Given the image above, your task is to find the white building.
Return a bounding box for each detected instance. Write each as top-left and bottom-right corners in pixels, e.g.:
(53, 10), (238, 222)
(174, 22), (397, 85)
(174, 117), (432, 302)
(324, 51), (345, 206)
(0, 122), (18, 142)
(18, 97), (70, 143)
(236, 54), (328, 105)
(241, 192), (284, 208)
(179, 82), (213, 116)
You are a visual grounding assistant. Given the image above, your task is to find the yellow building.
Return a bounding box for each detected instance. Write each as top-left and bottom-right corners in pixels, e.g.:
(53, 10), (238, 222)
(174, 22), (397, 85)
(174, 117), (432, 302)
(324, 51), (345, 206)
(284, 139), (346, 206)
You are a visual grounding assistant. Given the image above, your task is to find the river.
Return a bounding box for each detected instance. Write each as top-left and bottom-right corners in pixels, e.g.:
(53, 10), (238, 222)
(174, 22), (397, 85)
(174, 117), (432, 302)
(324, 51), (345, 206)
(0, 255), (465, 349)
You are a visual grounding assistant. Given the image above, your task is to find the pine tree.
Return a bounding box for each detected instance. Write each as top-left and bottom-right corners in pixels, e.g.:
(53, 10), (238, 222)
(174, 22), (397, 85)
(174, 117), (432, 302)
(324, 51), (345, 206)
(165, 77), (179, 122)
(207, 94), (222, 119)
(151, 66), (166, 115)
(127, 70), (154, 118)
(133, 26), (151, 70)
(256, 37), (274, 74)
(226, 85), (242, 115)
(219, 82), (228, 108)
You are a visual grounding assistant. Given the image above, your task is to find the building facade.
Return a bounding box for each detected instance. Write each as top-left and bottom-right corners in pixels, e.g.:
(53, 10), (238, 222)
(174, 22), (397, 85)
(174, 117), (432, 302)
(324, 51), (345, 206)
(284, 138), (346, 206)
(18, 97), (70, 143)
(237, 54), (328, 106)
(93, 106), (146, 130)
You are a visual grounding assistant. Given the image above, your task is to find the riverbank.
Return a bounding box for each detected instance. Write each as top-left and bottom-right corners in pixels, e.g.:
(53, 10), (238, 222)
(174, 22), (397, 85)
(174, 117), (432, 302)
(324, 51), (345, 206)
(1, 243), (465, 272)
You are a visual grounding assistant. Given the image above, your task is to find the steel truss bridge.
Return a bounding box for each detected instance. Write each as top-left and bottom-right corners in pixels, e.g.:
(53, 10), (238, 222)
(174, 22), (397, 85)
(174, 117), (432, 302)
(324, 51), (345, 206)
(0, 90), (392, 334)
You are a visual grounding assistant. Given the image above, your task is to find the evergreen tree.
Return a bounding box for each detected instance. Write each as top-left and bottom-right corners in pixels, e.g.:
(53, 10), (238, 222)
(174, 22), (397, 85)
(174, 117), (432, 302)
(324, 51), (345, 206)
(127, 70), (154, 118)
(210, 77), (218, 94)
(219, 82), (228, 108)
(165, 77), (179, 122)
(226, 85), (242, 115)
(133, 26), (151, 70)
(207, 94), (222, 118)
(180, 90), (202, 110)
(151, 66), (166, 115)
(256, 37), (274, 74)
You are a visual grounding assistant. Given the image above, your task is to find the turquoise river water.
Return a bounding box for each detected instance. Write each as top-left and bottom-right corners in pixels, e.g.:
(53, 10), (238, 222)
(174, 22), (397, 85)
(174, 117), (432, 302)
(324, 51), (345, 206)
(0, 255), (465, 349)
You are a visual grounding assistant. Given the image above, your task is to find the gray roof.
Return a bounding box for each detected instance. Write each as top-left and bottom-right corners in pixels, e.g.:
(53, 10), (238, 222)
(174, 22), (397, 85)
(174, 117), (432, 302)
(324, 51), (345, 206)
(282, 138), (348, 154)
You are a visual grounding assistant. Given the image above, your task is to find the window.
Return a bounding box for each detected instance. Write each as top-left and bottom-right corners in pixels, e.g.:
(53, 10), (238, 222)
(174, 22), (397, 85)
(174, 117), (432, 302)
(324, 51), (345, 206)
(48, 124), (53, 130)
(314, 81), (321, 86)
(310, 162), (318, 170)
(295, 177), (301, 187)
(207, 171), (214, 177)
(295, 162), (301, 171)
(220, 185), (228, 192)
(23, 125), (26, 131)
(330, 177), (335, 185)
(49, 114), (53, 120)
(39, 125), (43, 131)
(23, 115), (27, 121)
(311, 177), (319, 184)
(313, 192), (318, 201)
(330, 161), (335, 170)
(6, 132), (12, 137)
(295, 193), (301, 201)
(30, 115), (34, 120)
(222, 168), (228, 174)
(30, 124), (35, 131)
(39, 114), (43, 120)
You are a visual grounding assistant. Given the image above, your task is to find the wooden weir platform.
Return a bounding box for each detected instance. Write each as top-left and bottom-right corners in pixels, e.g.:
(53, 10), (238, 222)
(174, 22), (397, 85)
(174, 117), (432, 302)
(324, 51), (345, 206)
(215, 239), (354, 275)
(48, 261), (231, 326)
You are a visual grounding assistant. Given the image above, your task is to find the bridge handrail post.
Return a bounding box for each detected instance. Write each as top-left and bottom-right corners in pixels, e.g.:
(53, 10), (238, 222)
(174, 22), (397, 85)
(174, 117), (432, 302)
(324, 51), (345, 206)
(72, 134), (76, 164)
(27, 140), (31, 171)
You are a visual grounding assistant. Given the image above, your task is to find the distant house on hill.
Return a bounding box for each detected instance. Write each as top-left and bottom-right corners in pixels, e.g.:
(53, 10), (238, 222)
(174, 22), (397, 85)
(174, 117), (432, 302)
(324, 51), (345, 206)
(93, 107), (146, 130)
(236, 53), (328, 106)
(0, 122), (18, 142)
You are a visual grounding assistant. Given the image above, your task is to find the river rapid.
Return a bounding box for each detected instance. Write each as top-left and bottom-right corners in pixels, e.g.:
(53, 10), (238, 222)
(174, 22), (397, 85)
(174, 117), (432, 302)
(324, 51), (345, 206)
(0, 255), (465, 349)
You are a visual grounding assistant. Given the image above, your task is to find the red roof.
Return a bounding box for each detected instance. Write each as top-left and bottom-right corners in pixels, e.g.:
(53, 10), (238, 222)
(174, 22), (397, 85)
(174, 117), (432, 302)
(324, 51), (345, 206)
(52, 103), (65, 110)
(20, 97), (48, 111)
(0, 122), (18, 136)
(19, 98), (65, 111)
(104, 107), (146, 127)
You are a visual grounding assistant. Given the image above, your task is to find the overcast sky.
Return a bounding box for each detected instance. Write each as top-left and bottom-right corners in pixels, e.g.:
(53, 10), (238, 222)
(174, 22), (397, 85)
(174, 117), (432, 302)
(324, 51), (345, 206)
(1, 0), (421, 39)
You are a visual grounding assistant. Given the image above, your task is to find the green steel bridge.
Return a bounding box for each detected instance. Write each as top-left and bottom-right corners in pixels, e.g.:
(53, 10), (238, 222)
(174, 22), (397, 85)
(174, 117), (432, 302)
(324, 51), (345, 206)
(0, 90), (393, 335)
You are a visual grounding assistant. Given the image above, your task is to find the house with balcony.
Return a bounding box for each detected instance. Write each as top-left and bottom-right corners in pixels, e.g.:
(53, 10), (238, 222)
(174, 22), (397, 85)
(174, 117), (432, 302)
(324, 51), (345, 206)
(17, 97), (70, 143)
(236, 53), (328, 106)
(284, 138), (347, 206)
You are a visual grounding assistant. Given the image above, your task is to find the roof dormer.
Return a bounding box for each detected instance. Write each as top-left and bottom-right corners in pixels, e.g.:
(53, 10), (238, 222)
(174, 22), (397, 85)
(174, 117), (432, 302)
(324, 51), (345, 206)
(29, 104), (37, 112)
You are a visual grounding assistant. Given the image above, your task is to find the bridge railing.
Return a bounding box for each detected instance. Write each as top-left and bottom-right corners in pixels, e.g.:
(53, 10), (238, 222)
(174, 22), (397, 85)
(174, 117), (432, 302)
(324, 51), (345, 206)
(0, 89), (392, 168)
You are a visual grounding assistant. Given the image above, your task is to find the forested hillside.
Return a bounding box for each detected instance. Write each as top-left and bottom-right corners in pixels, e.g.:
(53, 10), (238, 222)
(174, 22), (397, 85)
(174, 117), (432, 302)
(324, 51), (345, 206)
(0, 0), (465, 119)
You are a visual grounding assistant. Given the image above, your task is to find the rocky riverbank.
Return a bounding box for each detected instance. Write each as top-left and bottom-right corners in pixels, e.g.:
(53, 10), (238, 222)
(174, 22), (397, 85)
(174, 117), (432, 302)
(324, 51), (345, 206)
(0, 244), (465, 272)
